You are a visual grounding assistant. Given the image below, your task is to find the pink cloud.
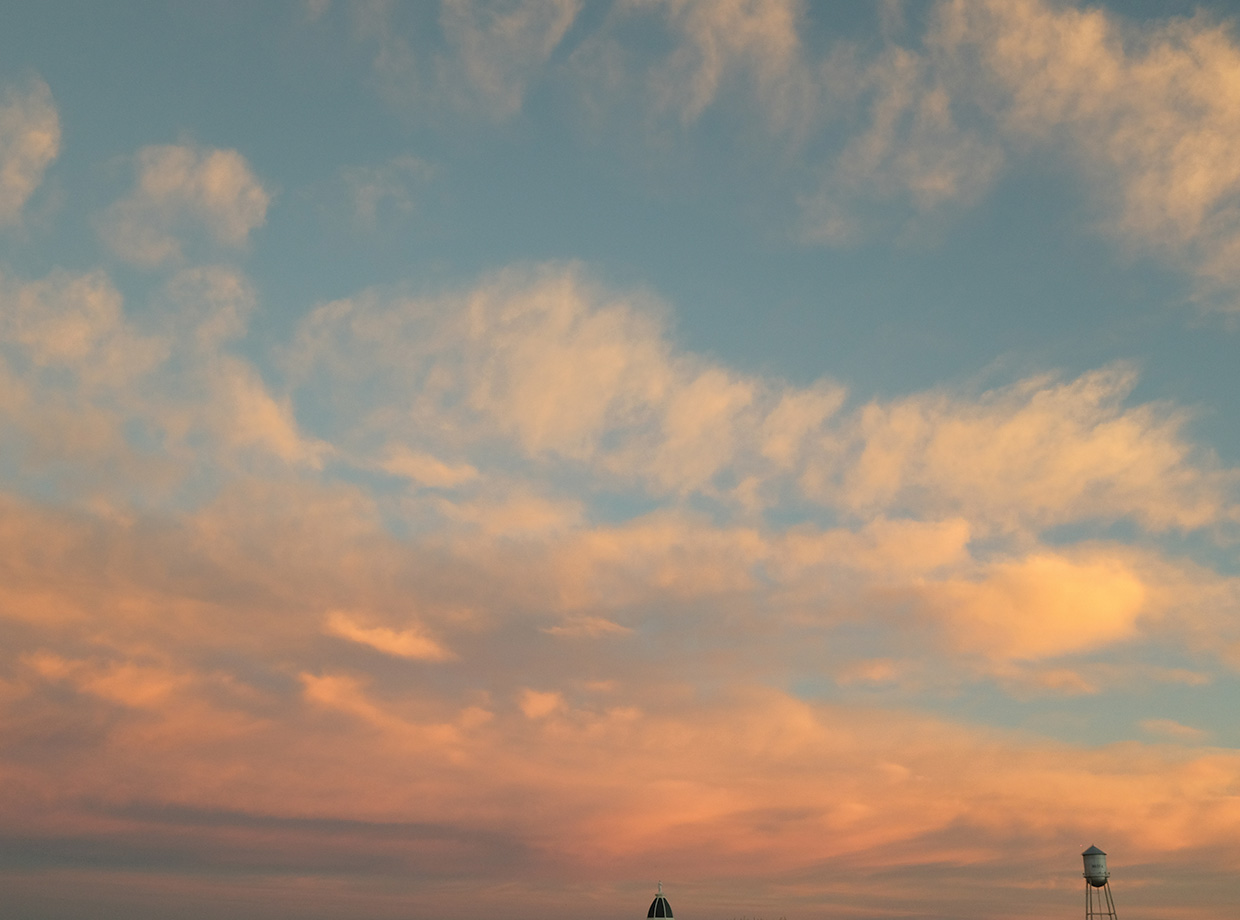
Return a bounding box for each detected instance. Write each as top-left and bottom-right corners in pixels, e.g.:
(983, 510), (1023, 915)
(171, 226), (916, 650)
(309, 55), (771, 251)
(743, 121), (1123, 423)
(1, 471), (1240, 915)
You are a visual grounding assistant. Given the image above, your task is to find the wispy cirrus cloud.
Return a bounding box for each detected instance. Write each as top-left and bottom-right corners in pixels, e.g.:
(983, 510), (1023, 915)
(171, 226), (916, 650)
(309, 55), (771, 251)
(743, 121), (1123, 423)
(535, 0), (1240, 301)
(325, 0), (1240, 305)
(931, 0), (1240, 305)
(593, 0), (814, 129)
(350, 0), (580, 121)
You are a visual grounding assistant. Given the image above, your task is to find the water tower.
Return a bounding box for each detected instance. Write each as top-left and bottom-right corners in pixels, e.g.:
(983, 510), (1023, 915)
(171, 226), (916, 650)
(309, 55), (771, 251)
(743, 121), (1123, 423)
(1082, 845), (1117, 920)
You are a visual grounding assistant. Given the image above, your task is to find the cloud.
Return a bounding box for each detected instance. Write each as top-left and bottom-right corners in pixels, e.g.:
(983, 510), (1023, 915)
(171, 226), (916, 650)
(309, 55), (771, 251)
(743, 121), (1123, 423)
(160, 265), (257, 349)
(923, 551), (1147, 661)
(801, 44), (1005, 243)
(3, 249), (1240, 910)
(805, 364), (1232, 534)
(806, 0), (1240, 290)
(0, 268), (165, 386)
(542, 615), (632, 638)
(3, 259), (1217, 681)
(440, 0), (581, 117)
(340, 154), (434, 229)
(353, 0), (579, 120)
(2, 415), (1240, 911)
(206, 357), (329, 469)
(0, 77), (59, 227)
(325, 610), (456, 660)
(518, 687), (566, 718)
(0, 264), (325, 501)
(322, 0), (1240, 302)
(379, 446), (479, 488)
(272, 264), (1240, 697)
(25, 651), (191, 710)
(931, 0), (1240, 304)
(611, 0), (812, 127)
(561, 0), (1240, 299)
(98, 144), (270, 266)
(1140, 717), (1208, 741)
(0, 269), (174, 494)
(292, 265), (1235, 534)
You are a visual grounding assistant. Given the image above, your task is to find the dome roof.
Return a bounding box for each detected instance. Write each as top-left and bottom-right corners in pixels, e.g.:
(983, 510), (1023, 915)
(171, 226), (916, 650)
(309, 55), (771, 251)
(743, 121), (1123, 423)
(1082, 845), (1106, 856)
(647, 882), (673, 919)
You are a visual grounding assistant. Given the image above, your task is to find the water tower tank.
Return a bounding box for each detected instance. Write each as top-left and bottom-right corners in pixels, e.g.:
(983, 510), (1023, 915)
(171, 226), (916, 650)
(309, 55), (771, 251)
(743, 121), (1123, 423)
(1082, 845), (1109, 887)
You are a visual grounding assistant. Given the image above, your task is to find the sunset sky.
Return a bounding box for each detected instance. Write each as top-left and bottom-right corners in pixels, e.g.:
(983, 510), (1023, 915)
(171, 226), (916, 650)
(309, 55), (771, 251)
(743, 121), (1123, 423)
(3, 2), (1240, 918)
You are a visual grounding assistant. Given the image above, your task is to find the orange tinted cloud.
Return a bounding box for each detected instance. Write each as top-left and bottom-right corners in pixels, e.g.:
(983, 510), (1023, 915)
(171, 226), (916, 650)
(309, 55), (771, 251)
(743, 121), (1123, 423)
(325, 610), (456, 661)
(925, 551), (1147, 661)
(1, 464), (1239, 915)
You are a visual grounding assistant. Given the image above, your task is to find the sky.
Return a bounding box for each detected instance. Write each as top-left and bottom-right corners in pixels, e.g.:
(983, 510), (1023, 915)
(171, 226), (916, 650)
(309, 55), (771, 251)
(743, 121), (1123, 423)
(2, 1), (1240, 918)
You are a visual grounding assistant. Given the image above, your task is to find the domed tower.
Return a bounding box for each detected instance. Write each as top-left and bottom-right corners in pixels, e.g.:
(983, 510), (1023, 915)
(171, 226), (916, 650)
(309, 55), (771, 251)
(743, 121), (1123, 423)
(648, 882), (673, 920)
(1082, 846), (1117, 920)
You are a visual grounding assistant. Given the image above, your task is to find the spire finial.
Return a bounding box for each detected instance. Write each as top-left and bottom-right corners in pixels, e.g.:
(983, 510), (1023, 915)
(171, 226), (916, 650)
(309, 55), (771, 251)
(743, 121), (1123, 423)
(658, 881), (663, 896)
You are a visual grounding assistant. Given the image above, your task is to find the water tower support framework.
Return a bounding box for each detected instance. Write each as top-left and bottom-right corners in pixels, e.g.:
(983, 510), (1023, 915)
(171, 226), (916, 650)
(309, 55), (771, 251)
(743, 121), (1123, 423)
(1084, 880), (1117, 920)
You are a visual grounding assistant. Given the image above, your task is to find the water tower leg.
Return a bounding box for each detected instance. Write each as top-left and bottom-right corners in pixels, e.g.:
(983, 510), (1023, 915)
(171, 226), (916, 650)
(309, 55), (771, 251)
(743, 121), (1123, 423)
(1103, 881), (1117, 919)
(1084, 882), (1117, 920)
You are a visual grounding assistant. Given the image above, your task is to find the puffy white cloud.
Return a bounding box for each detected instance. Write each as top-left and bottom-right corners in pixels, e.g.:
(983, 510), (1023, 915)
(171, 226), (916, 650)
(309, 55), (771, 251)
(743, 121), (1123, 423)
(271, 264), (1240, 696)
(98, 144), (270, 266)
(817, 0), (1240, 294)
(0, 77), (59, 226)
